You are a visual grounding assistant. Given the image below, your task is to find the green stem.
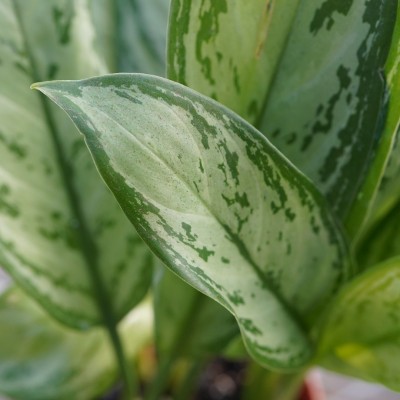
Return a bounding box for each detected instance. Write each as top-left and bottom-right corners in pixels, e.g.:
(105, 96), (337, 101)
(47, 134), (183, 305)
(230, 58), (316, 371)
(243, 362), (306, 400)
(144, 355), (175, 400)
(175, 360), (205, 400)
(12, 2), (135, 398)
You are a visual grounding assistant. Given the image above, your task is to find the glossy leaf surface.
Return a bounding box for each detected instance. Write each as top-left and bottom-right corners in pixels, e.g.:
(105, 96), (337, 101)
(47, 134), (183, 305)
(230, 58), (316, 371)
(0, 287), (153, 400)
(318, 257), (400, 392)
(168, 0), (300, 124)
(154, 266), (238, 359)
(0, 0), (152, 329)
(35, 74), (351, 369)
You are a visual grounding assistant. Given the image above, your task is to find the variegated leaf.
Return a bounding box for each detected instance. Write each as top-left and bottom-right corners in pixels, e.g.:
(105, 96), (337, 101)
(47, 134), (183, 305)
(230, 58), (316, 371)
(0, 287), (153, 400)
(258, 0), (397, 221)
(318, 257), (400, 392)
(0, 0), (152, 329)
(117, 0), (170, 76)
(346, 4), (400, 237)
(167, 0), (300, 124)
(154, 266), (238, 358)
(34, 74), (351, 369)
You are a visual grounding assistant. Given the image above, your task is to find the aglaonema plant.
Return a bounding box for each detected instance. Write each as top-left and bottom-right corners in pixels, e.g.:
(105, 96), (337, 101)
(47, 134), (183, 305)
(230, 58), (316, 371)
(1, 0), (400, 399)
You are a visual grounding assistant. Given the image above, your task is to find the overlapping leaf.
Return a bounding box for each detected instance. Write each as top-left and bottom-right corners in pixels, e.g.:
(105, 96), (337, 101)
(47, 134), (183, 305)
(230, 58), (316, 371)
(154, 266), (238, 359)
(318, 257), (400, 392)
(0, 287), (153, 400)
(168, 0), (399, 224)
(34, 74), (351, 369)
(0, 0), (152, 329)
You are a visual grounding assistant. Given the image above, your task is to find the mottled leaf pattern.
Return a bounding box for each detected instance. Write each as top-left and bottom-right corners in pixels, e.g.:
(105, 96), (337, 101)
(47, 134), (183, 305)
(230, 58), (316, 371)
(34, 74), (351, 369)
(258, 0), (397, 221)
(0, 287), (153, 400)
(168, 0), (300, 125)
(154, 266), (238, 358)
(0, 0), (152, 329)
(346, 4), (400, 237)
(318, 257), (400, 392)
(117, 0), (170, 75)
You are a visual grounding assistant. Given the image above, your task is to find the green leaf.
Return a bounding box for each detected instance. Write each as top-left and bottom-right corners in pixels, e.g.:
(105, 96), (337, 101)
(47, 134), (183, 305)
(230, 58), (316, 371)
(258, 0), (397, 221)
(0, 0), (152, 329)
(34, 73), (351, 370)
(346, 3), (400, 237)
(167, 0), (300, 125)
(0, 287), (153, 400)
(318, 257), (400, 392)
(169, 1), (399, 223)
(154, 266), (239, 359)
(117, 0), (170, 75)
(356, 200), (400, 269)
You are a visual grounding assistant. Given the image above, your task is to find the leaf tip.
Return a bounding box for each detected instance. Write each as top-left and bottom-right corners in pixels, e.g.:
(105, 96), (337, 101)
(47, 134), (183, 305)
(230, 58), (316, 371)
(30, 81), (46, 91)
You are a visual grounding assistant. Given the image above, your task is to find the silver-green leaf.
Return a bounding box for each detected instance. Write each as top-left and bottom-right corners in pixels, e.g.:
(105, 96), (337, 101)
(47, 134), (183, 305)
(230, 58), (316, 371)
(33, 73), (351, 370)
(318, 257), (400, 392)
(0, 0), (152, 329)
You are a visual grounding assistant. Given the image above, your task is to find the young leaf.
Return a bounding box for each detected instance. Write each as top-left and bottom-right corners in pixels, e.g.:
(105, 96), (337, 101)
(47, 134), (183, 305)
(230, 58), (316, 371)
(34, 74), (351, 370)
(318, 257), (400, 392)
(167, 0), (300, 124)
(117, 0), (170, 75)
(258, 0), (397, 221)
(154, 266), (239, 359)
(0, 0), (152, 329)
(0, 287), (153, 400)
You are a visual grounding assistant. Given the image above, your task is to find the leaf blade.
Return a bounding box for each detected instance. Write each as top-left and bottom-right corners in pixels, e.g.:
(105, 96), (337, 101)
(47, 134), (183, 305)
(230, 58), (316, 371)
(167, 0), (300, 125)
(318, 257), (400, 392)
(0, 0), (152, 328)
(346, 3), (400, 237)
(117, 0), (170, 75)
(154, 266), (239, 359)
(34, 73), (351, 370)
(258, 0), (398, 221)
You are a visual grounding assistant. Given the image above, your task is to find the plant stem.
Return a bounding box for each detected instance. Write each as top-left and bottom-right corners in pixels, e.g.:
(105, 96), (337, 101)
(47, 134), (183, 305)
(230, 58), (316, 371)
(243, 362), (306, 400)
(175, 360), (205, 400)
(144, 355), (175, 400)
